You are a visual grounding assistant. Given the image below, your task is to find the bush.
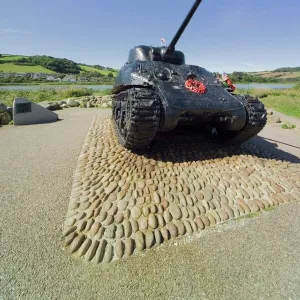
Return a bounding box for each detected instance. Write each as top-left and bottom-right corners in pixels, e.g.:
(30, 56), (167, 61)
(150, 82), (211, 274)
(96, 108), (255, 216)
(57, 87), (93, 98)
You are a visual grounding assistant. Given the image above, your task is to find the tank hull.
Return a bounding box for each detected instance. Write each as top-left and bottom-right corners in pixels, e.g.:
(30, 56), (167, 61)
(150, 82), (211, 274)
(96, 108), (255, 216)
(113, 61), (247, 132)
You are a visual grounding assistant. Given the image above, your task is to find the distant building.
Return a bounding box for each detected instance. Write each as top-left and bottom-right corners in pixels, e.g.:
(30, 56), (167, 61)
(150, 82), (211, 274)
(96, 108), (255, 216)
(15, 72), (27, 77)
(46, 75), (56, 81)
(31, 73), (44, 79)
(0, 72), (13, 78)
(62, 75), (77, 82)
(78, 76), (88, 82)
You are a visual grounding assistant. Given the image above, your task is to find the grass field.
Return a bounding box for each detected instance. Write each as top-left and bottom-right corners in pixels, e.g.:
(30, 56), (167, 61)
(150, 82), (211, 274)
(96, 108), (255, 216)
(79, 65), (118, 76)
(0, 63), (54, 73)
(237, 84), (300, 118)
(255, 71), (300, 80)
(0, 55), (29, 61)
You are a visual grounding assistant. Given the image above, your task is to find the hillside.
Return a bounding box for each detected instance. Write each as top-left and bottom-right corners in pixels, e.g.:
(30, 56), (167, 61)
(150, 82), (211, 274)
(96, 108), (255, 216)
(79, 65), (118, 77)
(0, 54), (118, 76)
(251, 71), (300, 81)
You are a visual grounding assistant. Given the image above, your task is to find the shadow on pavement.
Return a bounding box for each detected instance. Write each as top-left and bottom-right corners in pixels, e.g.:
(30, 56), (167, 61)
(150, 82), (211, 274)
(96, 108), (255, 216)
(251, 136), (300, 163)
(131, 132), (300, 164)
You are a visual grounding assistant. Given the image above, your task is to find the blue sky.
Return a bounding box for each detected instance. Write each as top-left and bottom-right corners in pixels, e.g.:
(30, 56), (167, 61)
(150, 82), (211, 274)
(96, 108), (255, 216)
(0, 0), (299, 72)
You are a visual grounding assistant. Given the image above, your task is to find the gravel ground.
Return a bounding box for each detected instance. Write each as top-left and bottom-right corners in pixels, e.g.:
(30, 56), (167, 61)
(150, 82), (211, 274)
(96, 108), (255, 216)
(1, 107), (300, 300)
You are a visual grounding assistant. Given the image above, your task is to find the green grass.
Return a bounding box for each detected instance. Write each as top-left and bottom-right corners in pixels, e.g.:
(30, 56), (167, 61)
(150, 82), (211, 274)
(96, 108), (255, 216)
(234, 212), (260, 222)
(237, 84), (300, 119)
(0, 63), (54, 73)
(281, 122), (296, 129)
(0, 87), (111, 106)
(0, 55), (29, 61)
(79, 65), (118, 76)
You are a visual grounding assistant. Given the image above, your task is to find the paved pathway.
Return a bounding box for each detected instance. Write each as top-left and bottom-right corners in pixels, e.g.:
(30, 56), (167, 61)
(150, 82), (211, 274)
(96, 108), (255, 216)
(0, 108), (299, 300)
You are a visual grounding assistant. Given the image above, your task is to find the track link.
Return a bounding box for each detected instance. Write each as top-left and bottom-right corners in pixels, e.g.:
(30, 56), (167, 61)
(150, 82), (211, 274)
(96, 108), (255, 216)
(112, 87), (161, 149)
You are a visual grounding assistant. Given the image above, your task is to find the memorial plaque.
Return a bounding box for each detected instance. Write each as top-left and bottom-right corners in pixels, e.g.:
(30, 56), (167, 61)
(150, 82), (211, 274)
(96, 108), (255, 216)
(15, 102), (32, 114)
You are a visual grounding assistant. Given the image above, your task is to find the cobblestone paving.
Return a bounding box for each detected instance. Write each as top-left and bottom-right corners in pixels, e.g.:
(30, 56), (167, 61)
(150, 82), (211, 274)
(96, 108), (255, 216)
(63, 112), (300, 264)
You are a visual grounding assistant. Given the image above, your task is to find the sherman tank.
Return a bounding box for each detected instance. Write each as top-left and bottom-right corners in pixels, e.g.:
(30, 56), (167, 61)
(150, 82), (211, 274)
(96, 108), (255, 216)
(111, 0), (267, 149)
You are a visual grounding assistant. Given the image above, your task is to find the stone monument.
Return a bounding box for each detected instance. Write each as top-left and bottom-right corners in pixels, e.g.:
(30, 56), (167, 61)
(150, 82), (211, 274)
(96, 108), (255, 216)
(13, 97), (58, 125)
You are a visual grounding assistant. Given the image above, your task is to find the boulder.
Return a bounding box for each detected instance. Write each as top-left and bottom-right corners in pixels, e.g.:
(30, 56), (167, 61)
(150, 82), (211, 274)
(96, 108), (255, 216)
(0, 103), (7, 113)
(66, 98), (80, 107)
(86, 102), (95, 108)
(79, 97), (90, 103)
(267, 115), (281, 124)
(0, 112), (12, 125)
(39, 101), (61, 111)
(60, 104), (69, 109)
(101, 103), (110, 108)
(102, 95), (112, 103)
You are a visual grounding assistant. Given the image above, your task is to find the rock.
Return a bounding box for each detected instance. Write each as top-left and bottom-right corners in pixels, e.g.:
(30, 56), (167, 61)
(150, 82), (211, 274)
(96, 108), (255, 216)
(166, 223), (178, 238)
(131, 219), (139, 232)
(139, 217), (148, 230)
(173, 220), (186, 235)
(66, 98), (80, 107)
(103, 243), (113, 263)
(38, 101), (61, 111)
(148, 214), (158, 229)
(131, 206), (142, 219)
(125, 238), (134, 256)
(102, 95), (113, 104)
(86, 102), (95, 108)
(104, 224), (116, 238)
(95, 240), (107, 263)
(123, 220), (132, 237)
(0, 112), (12, 125)
(0, 103), (7, 113)
(60, 104), (69, 109)
(115, 212), (124, 224)
(153, 192), (161, 204)
(145, 231), (155, 248)
(154, 229), (163, 245)
(116, 224), (124, 238)
(195, 217), (205, 229)
(115, 241), (124, 259)
(105, 182), (118, 194)
(168, 203), (182, 220)
(101, 103), (110, 108)
(267, 115), (281, 124)
(135, 232), (145, 251)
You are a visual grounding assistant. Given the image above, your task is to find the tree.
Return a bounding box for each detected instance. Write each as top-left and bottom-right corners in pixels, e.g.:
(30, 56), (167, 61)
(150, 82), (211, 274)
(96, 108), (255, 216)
(0, 54), (2, 58)
(107, 72), (114, 78)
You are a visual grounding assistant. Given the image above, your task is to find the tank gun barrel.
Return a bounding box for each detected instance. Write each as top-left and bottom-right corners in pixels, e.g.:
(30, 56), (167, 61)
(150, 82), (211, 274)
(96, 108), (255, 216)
(165, 0), (203, 55)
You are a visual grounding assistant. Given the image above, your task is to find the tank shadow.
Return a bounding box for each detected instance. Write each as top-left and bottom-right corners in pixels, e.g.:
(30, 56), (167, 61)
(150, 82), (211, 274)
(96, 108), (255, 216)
(250, 136), (300, 164)
(130, 131), (300, 164)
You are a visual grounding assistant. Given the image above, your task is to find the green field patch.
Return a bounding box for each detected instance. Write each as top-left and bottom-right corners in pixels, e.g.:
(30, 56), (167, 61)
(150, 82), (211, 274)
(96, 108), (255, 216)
(237, 85), (300, 119)
(0, 63), (54, 73)
(79, 65), (118, 76)
(0, 55), (29, 61)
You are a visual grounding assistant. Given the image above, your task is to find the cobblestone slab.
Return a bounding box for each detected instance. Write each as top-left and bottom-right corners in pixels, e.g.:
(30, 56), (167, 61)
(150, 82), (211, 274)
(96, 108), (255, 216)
(62, 112), (300, 264)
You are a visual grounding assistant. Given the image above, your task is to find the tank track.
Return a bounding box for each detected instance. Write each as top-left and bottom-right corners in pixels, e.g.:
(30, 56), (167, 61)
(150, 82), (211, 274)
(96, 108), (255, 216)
(112, 87), (161, 150)
(219, 94), (267, 144)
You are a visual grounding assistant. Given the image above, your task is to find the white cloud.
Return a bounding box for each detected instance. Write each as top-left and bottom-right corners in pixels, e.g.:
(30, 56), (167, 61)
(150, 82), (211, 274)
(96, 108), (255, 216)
(0, 28), (34, 35)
